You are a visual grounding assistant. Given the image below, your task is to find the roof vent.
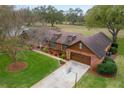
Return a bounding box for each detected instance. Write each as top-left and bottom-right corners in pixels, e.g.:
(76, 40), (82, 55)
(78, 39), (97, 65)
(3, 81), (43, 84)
(65, 34), (76, 44)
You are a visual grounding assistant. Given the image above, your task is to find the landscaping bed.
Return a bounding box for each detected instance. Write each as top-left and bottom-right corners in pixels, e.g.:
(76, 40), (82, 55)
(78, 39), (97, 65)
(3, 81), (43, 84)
(7, 62), (28, 72)
(0, 50), (59, 88)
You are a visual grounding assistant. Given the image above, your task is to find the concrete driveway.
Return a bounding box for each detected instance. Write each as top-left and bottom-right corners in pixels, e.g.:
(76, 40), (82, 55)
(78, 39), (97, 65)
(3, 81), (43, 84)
(32, 60), (90, 88)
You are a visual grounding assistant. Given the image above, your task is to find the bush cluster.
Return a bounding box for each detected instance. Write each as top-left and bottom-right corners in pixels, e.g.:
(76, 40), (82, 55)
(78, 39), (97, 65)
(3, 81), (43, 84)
(103, 57), (114, 63)
(112, 42), (118, 48)
(42, 47), (48, 53)
(109, 42), (118, 54)
(97, 57), (117, 75)
(109, 47), (118, 54)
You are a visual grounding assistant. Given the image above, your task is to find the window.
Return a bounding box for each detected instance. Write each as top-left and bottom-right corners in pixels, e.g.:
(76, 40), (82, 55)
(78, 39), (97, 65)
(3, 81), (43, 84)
(79, 43), (83, 49)
(50, 42), (56, 48)
(62, 45), (68, 49)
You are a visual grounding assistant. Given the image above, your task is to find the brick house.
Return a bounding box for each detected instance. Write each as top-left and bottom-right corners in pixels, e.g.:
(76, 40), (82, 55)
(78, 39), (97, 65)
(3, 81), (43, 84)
(22, 28), (112, 68)
(66, 32), (112, 69)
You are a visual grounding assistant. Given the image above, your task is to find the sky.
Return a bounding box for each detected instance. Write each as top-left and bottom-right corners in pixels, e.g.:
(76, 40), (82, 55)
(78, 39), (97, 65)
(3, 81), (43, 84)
(16, 5), (94, 14)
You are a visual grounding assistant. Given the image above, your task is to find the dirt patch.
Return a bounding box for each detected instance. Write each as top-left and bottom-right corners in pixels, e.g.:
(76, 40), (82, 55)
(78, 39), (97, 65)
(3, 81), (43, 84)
(7, 62), (28, 72)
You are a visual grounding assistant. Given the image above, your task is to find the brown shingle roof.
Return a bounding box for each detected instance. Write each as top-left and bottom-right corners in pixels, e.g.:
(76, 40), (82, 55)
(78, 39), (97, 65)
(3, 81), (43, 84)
(25, 27), (111, 58)
(23, 26), (50, 46)
(82, 32), (112, 58)
(48, 30), (83, 45)
(48, 30), (112, 59)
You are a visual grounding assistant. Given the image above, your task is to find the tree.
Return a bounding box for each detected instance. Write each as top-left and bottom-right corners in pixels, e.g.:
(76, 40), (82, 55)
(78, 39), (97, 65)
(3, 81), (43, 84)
(46, 6), (58, 27)
(18, 7), (34, 26)
(66, 8), (77, 25)
(0, 6), (14, 51)
(32, 5), (65, 26)
(66, 8), (83, 25)
(85, 5), (124, 42)
(56, 10), (65, 24)
(32, 6), (48, 25)
(75, 8), (84, 25)
(0, 6), (26, 64)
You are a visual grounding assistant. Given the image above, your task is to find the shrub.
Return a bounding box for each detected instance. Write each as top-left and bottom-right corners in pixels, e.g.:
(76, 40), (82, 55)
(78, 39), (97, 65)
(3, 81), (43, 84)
(60, 52), (66, 59)
(103, 57), (114, 63)
(23, 45), (30, 50)
(42, 47), (48, 53)
(97, 60), (117, 75)
(112, 42), (118, 48)
(109, 47), (118, 54)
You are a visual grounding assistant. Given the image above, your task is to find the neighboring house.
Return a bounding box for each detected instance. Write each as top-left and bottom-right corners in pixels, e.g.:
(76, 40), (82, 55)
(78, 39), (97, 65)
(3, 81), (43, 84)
(21, 28), (112, 69)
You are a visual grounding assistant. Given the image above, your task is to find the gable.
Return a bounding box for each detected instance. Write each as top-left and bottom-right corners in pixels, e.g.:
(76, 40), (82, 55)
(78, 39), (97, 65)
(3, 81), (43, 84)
(68, 41), (95, 55)
(83, 32), (112, 58)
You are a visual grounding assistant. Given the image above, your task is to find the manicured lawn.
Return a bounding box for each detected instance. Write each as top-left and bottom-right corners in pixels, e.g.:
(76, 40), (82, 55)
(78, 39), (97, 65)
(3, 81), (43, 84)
(118, 38), (124, 55)
(0, 50), (59, 88)
(76, 38), (124, 88)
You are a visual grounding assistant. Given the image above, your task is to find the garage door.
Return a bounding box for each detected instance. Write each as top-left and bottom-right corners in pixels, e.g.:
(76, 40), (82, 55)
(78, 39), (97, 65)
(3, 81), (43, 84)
(71, 52), (91, 65)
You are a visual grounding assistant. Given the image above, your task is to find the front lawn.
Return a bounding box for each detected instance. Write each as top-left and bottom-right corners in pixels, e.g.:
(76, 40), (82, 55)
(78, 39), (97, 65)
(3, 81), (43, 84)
(0, 50), (59, 88)
(76, 38), (124, 88)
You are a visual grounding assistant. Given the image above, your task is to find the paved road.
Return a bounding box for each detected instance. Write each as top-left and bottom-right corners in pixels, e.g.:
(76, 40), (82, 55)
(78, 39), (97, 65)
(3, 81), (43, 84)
(32, 60), (90, 88)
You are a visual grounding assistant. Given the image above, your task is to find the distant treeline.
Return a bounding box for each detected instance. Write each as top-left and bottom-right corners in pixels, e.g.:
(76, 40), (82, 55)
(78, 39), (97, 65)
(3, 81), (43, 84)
(17, 5), (85, 27)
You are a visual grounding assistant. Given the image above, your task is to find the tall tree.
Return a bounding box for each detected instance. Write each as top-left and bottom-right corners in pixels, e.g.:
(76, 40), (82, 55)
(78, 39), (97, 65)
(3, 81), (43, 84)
(75, 8), (84, 25)
(46, 5), (58, 27)
(32, 5), (64, 26)
(32, 6), (47, 25)
(0, 6), (14, 51)
(0, 6), (26, 63)
(85, 5), (124, 42)
(18, 7), (34, 26)
(66, 8), (77, 25)
(66, 8), (83, 25)
(56, 10), (65, 24)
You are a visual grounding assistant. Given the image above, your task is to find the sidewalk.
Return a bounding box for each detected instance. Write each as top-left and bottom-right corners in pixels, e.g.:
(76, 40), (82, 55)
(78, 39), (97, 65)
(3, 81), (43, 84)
(33, 50), (68, 63)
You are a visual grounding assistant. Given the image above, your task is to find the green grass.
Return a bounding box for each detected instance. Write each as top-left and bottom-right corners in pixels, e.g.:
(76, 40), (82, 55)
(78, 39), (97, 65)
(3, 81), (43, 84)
(76, 38), (124, 88)
(56, 24), (124, 38)
(118, 38), (124, 55)
(0, 50), (59, 88)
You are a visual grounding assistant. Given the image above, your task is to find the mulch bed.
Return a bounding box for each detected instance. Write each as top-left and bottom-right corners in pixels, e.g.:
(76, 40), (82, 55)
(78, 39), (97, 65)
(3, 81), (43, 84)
(7, 62), (28, 72)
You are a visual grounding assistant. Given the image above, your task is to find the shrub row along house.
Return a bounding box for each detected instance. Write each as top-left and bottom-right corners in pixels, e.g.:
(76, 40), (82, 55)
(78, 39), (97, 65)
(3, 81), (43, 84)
(21, 27), (112, 69)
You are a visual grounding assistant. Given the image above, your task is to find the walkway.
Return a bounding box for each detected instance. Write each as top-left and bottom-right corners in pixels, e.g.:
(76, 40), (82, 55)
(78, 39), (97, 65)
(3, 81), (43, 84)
(33, 50), (68, 63)
(32, 60), (90, 88)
